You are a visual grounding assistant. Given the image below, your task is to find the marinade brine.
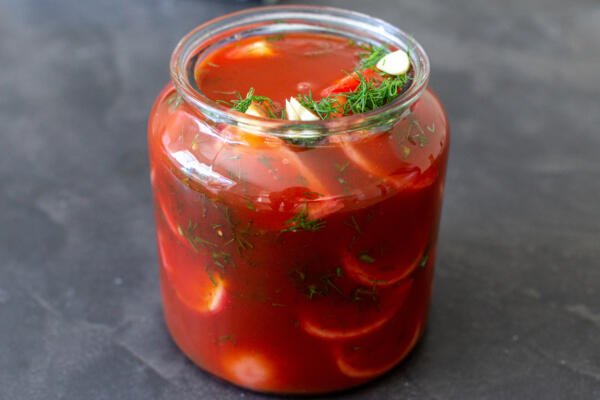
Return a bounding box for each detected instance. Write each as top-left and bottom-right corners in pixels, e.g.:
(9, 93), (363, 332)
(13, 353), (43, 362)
(148, 6), (449, 394)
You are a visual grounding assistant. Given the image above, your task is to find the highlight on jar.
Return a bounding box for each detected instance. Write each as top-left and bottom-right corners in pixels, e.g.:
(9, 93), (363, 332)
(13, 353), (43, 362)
(148, 5), (449, 395)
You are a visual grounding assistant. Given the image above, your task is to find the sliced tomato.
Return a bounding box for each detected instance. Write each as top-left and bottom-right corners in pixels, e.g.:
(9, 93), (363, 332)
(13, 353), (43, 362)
(340, 246), (426, 288)
(157, 231), (227, 313)
(213, 129), (331, 195)
(299, 278), (413, 340)
(155, 194), (181, 242)
(333, 135), (422, 193)
(222, 351), (275, 391)
(320, 68), (381, 97)
(336, 320), (422, 379)
(305, 198), (345, 220)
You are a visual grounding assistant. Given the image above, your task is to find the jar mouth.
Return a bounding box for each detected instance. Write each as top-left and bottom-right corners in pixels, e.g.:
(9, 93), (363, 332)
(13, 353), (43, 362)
(170, 5), (430, 137)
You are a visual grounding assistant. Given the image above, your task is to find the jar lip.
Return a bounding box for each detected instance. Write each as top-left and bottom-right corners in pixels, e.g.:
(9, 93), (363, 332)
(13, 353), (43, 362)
(170, 5), (430, 136)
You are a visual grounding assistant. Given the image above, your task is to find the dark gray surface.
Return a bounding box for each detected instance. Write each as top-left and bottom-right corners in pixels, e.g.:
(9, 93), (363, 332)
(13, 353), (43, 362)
(1, 0), (599, 399)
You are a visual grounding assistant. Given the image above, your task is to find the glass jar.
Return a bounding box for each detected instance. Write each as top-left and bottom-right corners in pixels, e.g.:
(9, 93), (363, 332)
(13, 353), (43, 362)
(148, 5), (449, 394)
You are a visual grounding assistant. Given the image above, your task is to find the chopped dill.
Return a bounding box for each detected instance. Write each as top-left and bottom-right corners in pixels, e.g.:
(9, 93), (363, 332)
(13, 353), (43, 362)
(205, 266), (217, 287)
(352, 286), (378, 302)
(211, 251), (234, 270)
(223, 207), (254, 254)
(298, 92), (342, 120)
(335, 162), (350, 173)
(244, 199), (256, 211)
(322, 275), (343, 295)
(258, 155), (274, 170)
(343, 72), (408, 114)
(346, 215), (362, 235)
(281, 204), (326, 233)
(306, 284), (322, 299)
(358, 45), (389, 69)
(358, 252), (376, 264)
(229, 88), (273, 113)
(177, 220), (217, 253)
(419, 245), (431, 269)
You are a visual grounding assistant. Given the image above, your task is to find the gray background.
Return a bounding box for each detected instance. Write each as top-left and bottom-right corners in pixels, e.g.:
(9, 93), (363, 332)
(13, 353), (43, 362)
(1, 0), (599, 399)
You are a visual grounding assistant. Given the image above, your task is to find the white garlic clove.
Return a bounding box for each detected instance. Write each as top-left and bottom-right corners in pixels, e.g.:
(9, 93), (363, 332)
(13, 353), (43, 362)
(287, 97), (319, 121)
(245, 101), (268, 117)
(376, 49), (410, 75)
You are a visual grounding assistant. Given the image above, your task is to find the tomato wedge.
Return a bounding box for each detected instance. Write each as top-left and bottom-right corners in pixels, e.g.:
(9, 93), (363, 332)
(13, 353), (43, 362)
(336, 321), (422, 379)
(157, 231), (227, 313)
(332, 135), (422, 193)
(299, 278), (413, 340)
(340, 246), (425, 288)
(320, 68), (381, 97)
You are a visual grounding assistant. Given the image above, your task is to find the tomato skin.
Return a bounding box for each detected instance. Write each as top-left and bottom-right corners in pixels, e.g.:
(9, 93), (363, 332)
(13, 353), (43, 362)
(320, 68), (382, 97)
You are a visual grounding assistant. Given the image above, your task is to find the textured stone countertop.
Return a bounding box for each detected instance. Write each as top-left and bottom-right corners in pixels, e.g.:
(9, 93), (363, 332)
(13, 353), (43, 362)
(1, 0), (599, 399)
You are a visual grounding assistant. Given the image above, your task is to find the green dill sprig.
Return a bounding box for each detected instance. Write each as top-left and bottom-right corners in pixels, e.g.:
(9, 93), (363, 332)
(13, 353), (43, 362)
(177, 220), (217, 253)
(343, 72), (408, 114)
(229, 88), (273, 113)
(358, 45), (389, 69)
(281, 204), (326, 233)
(298, 92), (342, 120)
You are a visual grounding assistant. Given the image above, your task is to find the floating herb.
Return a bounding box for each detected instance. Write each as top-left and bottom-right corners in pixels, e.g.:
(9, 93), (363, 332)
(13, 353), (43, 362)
(306, 284), (321, 299)
(322, 275), (343, 295)
(212, 251), (234, 270)
(334, 161), (351, 191)
(178, 220), (217, 253)
(352, 286), (378, 302)
(244, 199), (256, 211)
(205, 266), (217, 287)
(335, 162), (350, 173)
(419, 245), (431, 269)
(223, 207), (254, 254)
(408, 120), (429, 147)
(258, 155), (274, 170)
(292, 269), (306, 282)
(345, 215), (362, 235)
(229, 88), (273, 113)
(343, 72), (408, 115)
(281, 204), (326, 233)
(358, 252), (375, 264)
(358, 45), (389, 69)
(298, 92), (342, 120)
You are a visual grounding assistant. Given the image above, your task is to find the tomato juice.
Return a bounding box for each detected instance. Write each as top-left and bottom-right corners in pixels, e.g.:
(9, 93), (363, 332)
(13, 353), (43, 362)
(148, 6), (449, 394)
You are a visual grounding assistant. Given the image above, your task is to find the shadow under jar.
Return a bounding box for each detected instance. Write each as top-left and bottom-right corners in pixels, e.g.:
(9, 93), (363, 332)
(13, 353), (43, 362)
(148, 5), (449, 395)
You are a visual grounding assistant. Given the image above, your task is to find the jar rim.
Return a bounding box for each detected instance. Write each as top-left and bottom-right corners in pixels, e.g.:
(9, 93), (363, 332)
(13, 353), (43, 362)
(170, 5), (430, 137)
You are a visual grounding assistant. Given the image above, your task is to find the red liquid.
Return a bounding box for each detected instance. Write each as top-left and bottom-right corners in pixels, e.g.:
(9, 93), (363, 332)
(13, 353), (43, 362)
(149, 33), (448, 394)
